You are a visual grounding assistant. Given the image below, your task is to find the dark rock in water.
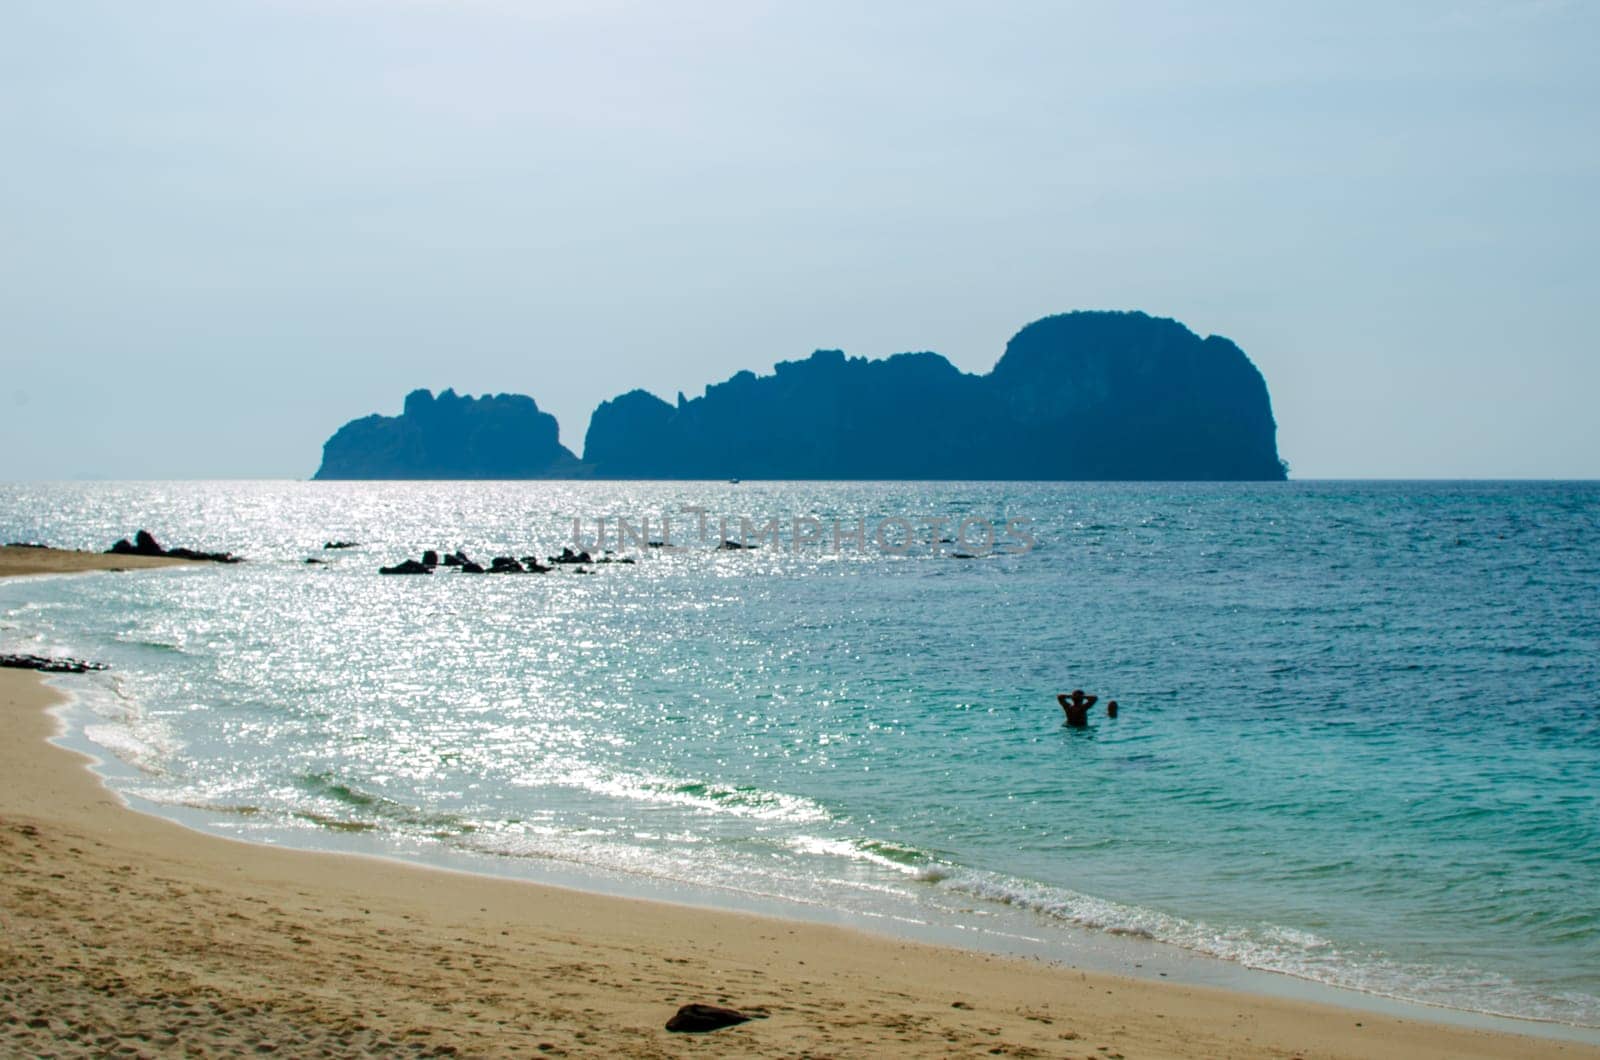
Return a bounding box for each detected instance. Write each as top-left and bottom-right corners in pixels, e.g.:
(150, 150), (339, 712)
(441, 551), (465, 567)
(304, 557), (326, 565)
(107, 530), (240, 563)
(488, 556), (525, 573)
(665, 1004), (755, 1033)
(4, 542), (50, 549)
(164, 547), (242, 563)
(1, 654), (108, 674)
(378, 559), (432, 575)
(552, 547), (592, 565)
(719, 539), (757, 550)
(520, 556), (553, 573)
(323, 541), (360, 550)
(949, 552), (977, 560)
(420, 550), (439, 567)
(314, 388), (580, 480)
(458, 560), (485, 573)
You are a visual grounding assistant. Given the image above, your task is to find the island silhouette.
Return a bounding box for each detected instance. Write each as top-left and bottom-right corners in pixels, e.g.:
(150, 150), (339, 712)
(314, 311), (1288, 481)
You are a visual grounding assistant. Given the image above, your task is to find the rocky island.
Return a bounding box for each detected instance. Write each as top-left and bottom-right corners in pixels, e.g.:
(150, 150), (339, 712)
(314, 312), (1288, 481)
(314, 388), (579, 480)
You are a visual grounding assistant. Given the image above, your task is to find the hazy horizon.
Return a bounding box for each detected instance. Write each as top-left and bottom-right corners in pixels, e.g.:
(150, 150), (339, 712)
(4, 1), (1596, 480)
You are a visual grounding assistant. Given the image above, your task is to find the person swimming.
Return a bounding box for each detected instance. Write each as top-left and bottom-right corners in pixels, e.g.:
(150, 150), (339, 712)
(1057, 689), (1097, 726)
(1106, 700), (1119, 718)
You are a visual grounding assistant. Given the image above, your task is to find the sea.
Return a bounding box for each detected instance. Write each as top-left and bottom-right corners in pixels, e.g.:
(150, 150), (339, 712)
(1, 480), (1596, 1030)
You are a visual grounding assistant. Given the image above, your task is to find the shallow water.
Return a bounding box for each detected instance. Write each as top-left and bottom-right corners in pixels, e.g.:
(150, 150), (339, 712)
(2, 480), (1597, 1026)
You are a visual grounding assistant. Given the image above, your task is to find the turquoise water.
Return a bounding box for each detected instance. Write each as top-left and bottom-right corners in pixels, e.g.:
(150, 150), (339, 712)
(2, 481), (1597, 1026)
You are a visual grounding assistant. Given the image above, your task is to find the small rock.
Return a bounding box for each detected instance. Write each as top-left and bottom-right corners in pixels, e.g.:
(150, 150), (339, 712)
(163, 546), (242, 563)
(378, 559), (432, 575)
(665, 1004), (753, 1033)
(551, 547), (592, 565)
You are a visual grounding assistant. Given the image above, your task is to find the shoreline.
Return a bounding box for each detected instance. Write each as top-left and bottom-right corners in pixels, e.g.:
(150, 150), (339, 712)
(112, 779), (1600, 1044)
(2, 553), (1595, 1055)
(10, 673), (1596, 1058)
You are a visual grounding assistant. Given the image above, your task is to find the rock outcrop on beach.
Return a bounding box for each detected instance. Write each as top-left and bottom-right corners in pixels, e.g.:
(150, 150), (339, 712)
(0, 653), (108, 674)
(583, 312), (1287, 480)
(107, 530), (241, 564)
(311, 311), (1288, 481)
(314, 388), (579, 480)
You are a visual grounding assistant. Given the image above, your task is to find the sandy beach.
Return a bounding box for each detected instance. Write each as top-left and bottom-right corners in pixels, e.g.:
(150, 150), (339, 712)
(0, 544), (191, 578)
(2, 552), (1595, 1058)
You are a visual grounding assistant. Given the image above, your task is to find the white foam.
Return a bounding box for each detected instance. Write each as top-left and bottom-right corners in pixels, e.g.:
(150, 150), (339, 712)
(523, 758), (833, 824)
(921, 867), (1597, 1026)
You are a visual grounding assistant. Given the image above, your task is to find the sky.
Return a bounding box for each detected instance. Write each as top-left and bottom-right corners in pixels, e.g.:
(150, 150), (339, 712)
(2, 0), (1595, 479)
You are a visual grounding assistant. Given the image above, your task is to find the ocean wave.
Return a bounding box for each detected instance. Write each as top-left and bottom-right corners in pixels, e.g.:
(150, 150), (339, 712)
(530, 760), (834, 824)
(70, 674), (182, 775)
(81, 722), (173, 776)
(787, 835), (940, 876)
(919, 867), (1599, 1026)
(292, 811), (381, 833)
(287, 771), (478, 836)
(115, 636), (188, 655)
